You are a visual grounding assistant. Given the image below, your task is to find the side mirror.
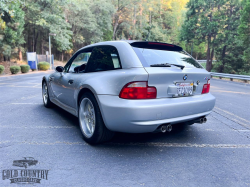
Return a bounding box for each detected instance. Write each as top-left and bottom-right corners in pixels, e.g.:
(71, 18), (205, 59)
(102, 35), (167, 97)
(56, 66), (64, 73)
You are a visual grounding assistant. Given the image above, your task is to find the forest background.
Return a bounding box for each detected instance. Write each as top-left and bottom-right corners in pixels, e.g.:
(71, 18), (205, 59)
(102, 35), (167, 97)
(0, 0), (250, 74)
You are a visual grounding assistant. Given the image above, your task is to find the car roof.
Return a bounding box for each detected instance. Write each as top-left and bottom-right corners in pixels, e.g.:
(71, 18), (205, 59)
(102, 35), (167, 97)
(77, 40), (182, 51)
(73, 40), (183, 68)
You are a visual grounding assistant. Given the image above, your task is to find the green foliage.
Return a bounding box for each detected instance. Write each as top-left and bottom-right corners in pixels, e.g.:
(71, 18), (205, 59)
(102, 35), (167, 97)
(2, 0), (249, 76)
(20, 65), (30, 73)
(0, 0), (191, 61)
(0, 65), (5, 74)
(180, 0), (227, 71)
(23, 0), (72, 53)
(238, 0), (250, 74)
(180, 0), (249, 74)
(65, 0), (114, 49)
(180, 41), (207, 59)
(10, 66), (20, 74)
(38, 62), (50, 71)
(0, 1), (25, 60)
(214, 1), (243, 73)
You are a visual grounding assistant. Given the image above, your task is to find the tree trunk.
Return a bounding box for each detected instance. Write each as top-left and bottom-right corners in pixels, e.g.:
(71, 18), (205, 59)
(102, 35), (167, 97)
(206, 35), (212, 72)
(18, 47), (23, 61)
(140, 2), (143, 40)
(34, 32), (39, 52)
(210, 47), (214, 69)
(33, 24), (35, 52)
(27, 28), (30, 52)
(220, 45), (227, 73)
(150, 11), (152, 25)
(113, 18), (118, 40)
(41, 38), (44, 54)
(62, 52), (64, 62)
(40, 31), (42, 54)
(112, 0), (120, 40)
(133, 5), (136, 40)
(206, 3), (214, 72)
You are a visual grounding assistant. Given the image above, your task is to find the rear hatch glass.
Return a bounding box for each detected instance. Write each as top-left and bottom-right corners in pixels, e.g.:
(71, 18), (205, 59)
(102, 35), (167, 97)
(131, 42), (203, 69)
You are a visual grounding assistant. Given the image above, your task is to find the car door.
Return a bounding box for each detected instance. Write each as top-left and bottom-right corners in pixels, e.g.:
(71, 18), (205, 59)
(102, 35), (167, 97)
(57, 50), (92, 108)
(48, 71), (63, 100)
(48, 53), (76, 101)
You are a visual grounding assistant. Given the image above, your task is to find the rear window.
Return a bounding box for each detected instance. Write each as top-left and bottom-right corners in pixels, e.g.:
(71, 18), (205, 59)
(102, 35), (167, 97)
(132, 47), (203, 69)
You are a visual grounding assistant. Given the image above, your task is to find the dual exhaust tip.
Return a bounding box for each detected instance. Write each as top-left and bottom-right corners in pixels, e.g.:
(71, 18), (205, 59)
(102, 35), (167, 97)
(159, 117), (207, 133)
(160, 124), (172, 133)
(195, 117), (207, 124)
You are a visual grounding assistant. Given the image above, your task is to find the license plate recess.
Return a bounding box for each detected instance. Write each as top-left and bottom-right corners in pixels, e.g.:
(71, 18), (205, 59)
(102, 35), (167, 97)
(176, 82), (193, 96)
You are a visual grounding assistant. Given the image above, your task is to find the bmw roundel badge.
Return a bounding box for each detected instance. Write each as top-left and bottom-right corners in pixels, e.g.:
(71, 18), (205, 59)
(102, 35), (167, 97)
(183, 74), (188, 81)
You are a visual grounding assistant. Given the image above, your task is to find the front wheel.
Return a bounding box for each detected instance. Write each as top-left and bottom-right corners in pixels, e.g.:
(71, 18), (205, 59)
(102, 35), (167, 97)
(78, 92), (115, 144)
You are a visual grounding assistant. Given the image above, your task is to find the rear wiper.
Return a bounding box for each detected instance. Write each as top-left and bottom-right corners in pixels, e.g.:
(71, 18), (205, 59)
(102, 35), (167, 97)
(150, 63), (185, 70)
(150, 63), (171, 67)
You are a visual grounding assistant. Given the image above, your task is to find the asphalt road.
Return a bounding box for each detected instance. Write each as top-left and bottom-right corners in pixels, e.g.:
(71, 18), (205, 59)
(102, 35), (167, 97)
(0, 72), (250, 187)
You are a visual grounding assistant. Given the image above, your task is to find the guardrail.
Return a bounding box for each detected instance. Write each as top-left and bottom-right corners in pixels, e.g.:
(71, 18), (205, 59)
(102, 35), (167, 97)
(197, 60), (217, 63)
(210, 72), (250, 82)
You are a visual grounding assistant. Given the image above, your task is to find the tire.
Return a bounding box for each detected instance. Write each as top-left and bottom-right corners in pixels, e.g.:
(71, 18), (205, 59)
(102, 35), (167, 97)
(42, 81), (53, 108)
(78, 92), (115, 144)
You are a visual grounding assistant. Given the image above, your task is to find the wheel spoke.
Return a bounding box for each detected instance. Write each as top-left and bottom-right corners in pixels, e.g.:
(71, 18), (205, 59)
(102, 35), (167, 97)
(79, 98), (96, 138)
(43, 83), (48, 104)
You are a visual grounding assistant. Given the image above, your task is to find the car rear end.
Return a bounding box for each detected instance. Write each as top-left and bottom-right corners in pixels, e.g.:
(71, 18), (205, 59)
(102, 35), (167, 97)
(98, 41), (216, 133)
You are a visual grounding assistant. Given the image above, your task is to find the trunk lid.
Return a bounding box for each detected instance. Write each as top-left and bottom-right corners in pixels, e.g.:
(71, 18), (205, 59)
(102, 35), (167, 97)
(144, 67), (210, 98)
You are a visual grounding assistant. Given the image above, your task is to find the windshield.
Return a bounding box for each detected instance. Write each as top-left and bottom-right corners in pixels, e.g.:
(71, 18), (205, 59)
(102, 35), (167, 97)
(133, 47), (203, 69)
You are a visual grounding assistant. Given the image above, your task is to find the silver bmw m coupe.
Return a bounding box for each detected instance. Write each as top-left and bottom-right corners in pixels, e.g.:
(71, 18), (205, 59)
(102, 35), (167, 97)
(42, 41), (216, 144)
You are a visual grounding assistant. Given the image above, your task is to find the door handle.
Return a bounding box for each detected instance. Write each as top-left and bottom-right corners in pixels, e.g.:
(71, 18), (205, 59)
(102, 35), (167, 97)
(68, 80), (74, 84)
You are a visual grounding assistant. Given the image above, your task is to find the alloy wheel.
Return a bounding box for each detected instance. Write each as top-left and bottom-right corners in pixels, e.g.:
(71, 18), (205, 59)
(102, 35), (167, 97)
(43, 83), (48, 104)
(79, 98), (96, 138)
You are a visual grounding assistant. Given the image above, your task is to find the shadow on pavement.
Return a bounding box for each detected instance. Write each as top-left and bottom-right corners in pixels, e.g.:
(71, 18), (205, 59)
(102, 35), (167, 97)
(48, 104), (194, 146)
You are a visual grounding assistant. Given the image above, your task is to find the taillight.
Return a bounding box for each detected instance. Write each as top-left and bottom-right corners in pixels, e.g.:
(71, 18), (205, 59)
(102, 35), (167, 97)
(202, 79), (210, 94)
(119, 81), (157, 99)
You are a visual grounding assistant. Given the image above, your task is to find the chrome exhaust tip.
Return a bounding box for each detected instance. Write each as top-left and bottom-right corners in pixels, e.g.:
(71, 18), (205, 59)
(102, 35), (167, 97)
(203, 117), (207, 123)
(160, 125), (167, 133)
(166, 124), (172, 132)
(193, 117), (207, 124)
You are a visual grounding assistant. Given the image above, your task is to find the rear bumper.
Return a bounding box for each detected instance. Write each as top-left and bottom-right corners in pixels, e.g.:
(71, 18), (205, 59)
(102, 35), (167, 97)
(97, 93), (216, 133)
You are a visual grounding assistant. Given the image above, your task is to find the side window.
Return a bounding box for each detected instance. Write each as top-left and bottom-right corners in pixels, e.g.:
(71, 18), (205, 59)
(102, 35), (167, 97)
(68, 52), (91, 73)
(85, 46), (121, 72)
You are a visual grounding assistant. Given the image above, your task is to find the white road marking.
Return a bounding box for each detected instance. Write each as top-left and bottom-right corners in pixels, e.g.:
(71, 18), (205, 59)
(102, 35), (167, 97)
(0, 141), (250, 148)
(108, 142), (250, 148)
(238, 130), (250, 132)
(212, 90), (250, 95)
(9, 85), (41, 88)
(0, 85), (40, 88)
(215, 107), (250, 123)
(213, 107), (250, 129)
(0, 125), (75, 129)
(11, 103), (41, 105)
(21, 94), (40, 100)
